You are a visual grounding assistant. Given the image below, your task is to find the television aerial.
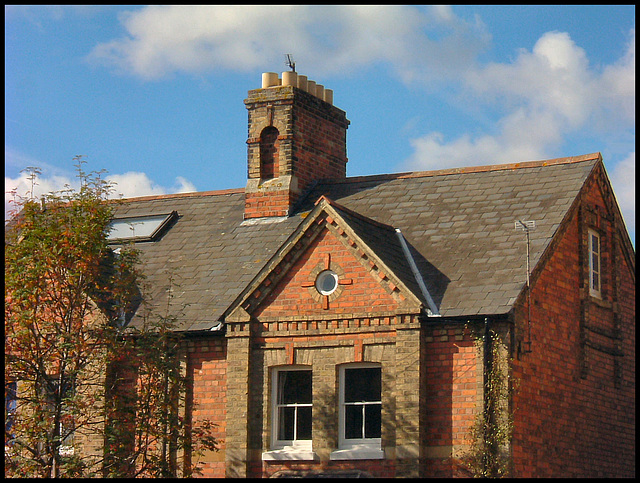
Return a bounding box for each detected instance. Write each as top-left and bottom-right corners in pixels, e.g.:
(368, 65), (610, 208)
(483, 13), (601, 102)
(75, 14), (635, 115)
(285, 54), (296, 72)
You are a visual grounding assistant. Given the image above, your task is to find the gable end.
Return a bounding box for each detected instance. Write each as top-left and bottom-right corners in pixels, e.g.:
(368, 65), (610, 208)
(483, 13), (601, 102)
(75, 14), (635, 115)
(224, 198), (426, 328)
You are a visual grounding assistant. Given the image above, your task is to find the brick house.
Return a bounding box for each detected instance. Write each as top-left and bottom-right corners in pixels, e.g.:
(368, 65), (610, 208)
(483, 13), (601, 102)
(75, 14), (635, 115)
(108, 71), (635, 477)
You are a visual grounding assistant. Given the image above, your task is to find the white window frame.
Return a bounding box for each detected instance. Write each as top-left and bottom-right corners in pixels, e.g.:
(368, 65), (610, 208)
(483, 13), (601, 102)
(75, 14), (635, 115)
(107, 211), (177, 242)
(264, 366), (314, 460)
(331, 363), (384, 460)
(588, 229), (601, 298)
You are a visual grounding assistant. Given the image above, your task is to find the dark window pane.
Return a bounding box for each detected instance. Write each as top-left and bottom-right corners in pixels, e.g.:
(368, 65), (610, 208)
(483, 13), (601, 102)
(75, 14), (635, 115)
(278, 370), (312, 404)
(364, 404), (381, 438)
(278, 407), (295, 440)
(297, 406), (312, 440)
(345, 405), (363, 439)
(320, 274), (335, 292)
(316, 270), (338, 294)
(591, 234), (599, 254)
(344, 368), (381, 403)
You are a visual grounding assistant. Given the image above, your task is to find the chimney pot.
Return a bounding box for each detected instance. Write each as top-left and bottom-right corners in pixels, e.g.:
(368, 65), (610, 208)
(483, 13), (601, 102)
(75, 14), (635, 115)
(262, 72), (279, 88)
(297, 74), (308, 91)
(323, 89), (333, 105)
(282, 71), (297, 86)
(306, 80), (316, 95)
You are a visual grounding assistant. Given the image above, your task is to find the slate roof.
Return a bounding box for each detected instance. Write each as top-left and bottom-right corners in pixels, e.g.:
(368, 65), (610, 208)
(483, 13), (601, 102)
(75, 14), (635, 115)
(111, 153), (601, 331)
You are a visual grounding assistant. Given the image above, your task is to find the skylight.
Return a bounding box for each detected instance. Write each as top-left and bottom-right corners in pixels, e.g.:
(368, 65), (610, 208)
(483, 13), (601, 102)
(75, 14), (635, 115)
(108, 211), (177, 242)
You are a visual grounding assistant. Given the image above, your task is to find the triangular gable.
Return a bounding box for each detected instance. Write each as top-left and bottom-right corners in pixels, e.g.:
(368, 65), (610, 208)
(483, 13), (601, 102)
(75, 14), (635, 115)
(224, 196), (435, 323)
(527, 155), (635, 295)
(325, 197), (440, 315)
(589, 159), (635, 275)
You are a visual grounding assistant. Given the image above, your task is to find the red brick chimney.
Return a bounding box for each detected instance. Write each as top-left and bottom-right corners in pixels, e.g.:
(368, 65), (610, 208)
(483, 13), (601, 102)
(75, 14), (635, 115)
(244, 71), (350, 219)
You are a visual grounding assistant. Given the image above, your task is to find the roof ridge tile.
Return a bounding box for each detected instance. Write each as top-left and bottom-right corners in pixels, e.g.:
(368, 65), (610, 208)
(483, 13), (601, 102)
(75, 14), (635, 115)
(322, 152), (602, 185)
(111, 187), (245, 203)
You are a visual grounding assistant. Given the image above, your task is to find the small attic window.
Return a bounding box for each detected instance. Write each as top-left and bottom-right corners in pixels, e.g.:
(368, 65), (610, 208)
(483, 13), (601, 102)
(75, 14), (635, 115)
(588, 228), (601, 298)
(108, 211), (177, 242)
(315, 269), (339, 296)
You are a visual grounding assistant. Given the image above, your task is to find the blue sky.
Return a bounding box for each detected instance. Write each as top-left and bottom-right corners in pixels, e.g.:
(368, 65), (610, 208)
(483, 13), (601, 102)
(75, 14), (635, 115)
(5, 5), (635, 244)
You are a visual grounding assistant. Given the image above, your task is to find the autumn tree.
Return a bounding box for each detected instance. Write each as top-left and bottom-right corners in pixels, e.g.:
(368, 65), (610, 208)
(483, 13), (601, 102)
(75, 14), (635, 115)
(5, 159), (217, 478)
(101, 278), (219, 478)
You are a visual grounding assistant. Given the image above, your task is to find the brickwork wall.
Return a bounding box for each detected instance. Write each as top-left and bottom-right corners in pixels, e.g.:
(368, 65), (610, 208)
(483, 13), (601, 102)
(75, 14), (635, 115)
(260, 458), (396, 478)
(243, 190), (293, 219)
(289, 91), (348, 188)
(245, 325), (411, 478)
(421, 324), (481, 477)
(244, 86), (348, 219)
(100, 171), (633, 479)
(224, 334), (251, 477)
(222, 210), (426, 477)
(183, 336), (227, 478)
(394, 326), (422, 477)
(255, 227), (402, 318)
(510, 173), (635, 477)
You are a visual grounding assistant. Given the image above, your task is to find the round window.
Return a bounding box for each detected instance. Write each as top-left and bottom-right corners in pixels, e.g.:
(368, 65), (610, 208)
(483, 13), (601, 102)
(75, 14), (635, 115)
(315, 269), (339, 295)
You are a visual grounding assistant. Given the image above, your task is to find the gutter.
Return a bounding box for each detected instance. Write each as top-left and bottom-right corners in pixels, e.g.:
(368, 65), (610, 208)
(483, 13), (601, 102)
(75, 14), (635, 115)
(395, 228), (440, 316)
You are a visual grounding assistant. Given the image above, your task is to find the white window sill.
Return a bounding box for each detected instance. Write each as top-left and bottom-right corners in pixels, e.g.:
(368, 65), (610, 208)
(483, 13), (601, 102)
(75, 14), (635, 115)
(330, 445), (384, 460)
(262, 447), (319, 461)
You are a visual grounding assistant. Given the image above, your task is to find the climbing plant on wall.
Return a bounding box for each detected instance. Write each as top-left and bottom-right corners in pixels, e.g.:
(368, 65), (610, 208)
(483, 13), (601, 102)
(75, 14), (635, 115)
(465, 327), (515, 478)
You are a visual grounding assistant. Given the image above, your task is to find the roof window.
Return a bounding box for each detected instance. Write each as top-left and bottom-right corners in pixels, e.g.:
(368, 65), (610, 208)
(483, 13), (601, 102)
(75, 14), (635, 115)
(108, 211), (177, 242)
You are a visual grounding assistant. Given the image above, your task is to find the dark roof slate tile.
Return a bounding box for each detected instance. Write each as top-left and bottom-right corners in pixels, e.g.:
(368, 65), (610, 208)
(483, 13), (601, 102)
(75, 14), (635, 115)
(111, 154), (599, 330)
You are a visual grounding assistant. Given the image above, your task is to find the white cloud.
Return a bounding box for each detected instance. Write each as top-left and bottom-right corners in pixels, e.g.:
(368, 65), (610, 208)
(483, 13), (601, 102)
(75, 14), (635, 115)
(404, 28), (635, 169)
(5, 170), (196, 222)
(106, 172), (196, 199)
(4, 171), (76, 221)
(460, 31), (597, 133)
(608, 152), (635, 235)
(598, 28), (635, 128)
(94, 6), (625, 176)
(405, 106), (566, 171)
(87, 5), (489, 81)
(463, 29), (635, 132)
